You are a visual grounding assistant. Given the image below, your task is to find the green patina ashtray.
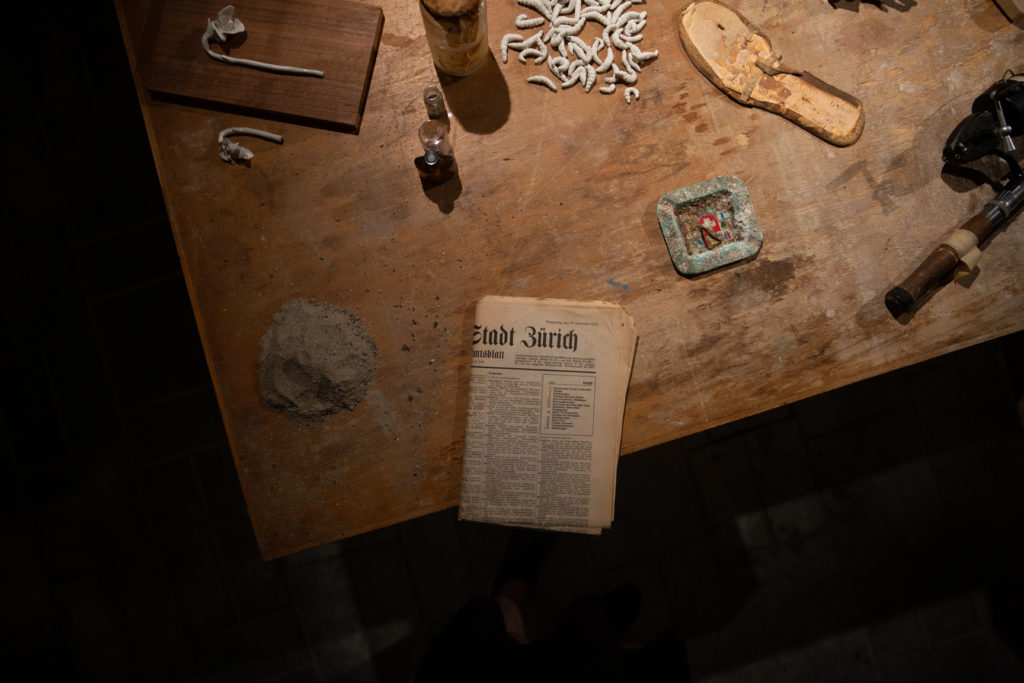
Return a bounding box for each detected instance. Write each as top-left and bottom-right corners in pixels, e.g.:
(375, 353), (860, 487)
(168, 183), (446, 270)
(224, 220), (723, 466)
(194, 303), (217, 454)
(657, 175), (763, 275)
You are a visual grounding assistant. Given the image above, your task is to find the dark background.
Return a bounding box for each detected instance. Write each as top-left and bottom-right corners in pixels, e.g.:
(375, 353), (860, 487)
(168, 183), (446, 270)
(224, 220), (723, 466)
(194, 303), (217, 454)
(3, 4), (1023, 681)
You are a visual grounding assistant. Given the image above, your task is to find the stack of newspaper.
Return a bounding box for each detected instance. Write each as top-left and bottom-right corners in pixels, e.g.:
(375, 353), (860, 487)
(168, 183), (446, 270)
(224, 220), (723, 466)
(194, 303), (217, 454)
(458, 296), (638, 534)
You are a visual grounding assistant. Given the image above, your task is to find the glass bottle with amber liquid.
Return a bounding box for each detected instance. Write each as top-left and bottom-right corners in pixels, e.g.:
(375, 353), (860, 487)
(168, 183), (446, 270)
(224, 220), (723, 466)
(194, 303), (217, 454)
(415, 119), (457, 189)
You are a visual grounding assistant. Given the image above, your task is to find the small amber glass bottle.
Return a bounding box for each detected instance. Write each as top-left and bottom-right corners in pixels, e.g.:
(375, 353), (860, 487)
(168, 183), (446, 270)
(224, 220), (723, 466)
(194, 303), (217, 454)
(415, 119), (456, 186)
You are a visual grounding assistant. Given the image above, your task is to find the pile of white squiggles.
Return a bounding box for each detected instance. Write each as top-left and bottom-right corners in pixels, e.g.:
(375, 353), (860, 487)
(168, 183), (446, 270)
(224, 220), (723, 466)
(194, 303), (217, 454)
(501, 0), (657, 104)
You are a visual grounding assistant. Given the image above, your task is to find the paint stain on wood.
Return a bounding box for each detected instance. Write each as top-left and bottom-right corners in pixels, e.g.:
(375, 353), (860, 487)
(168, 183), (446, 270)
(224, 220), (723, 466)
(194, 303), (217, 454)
(744, 256), (807, 300)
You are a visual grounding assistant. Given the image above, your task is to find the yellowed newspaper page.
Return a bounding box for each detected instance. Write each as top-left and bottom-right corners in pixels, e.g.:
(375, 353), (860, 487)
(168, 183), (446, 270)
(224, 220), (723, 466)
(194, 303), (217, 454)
(458, 296), (637, 533)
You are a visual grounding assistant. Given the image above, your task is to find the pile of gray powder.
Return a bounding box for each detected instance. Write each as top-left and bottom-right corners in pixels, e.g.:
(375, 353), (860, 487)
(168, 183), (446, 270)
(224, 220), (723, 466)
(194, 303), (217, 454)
(258, 299), (377, 425)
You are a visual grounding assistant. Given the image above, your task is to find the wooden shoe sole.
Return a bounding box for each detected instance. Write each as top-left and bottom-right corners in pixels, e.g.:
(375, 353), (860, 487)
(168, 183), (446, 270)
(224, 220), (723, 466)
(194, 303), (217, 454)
(679, 0), (864, 146)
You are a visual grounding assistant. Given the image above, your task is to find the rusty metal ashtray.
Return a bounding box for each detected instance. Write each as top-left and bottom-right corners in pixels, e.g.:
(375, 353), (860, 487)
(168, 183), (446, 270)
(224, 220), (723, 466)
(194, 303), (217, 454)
(657, 175), (763, 276)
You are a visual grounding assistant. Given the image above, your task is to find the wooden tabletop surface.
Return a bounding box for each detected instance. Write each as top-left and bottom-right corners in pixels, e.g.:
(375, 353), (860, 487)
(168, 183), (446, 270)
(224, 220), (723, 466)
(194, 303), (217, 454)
(117, 0), (1024, 559)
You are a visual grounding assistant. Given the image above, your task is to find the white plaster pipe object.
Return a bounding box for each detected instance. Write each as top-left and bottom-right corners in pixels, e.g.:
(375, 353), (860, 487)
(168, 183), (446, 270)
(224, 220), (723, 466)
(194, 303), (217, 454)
(218, 127), (283, 163)
(202, 6), (325, 78)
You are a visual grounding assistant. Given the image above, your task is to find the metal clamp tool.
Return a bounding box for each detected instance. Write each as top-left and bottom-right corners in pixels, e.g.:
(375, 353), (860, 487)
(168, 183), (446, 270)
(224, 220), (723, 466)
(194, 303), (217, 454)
(885, 71), (1024, 319)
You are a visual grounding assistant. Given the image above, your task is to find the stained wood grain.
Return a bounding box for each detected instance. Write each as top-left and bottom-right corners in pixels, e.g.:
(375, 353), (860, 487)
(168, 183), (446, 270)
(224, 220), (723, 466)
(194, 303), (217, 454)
(117, 0), (1024, 558)
(142, 0), (383, 131)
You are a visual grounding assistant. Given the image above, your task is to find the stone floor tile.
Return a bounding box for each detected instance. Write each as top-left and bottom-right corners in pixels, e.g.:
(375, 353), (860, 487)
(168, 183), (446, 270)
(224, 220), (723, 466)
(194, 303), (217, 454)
(125, 385), (228, 467)
(843, 370), (913, 422)
(792, 387), (853, 439)
(762, 492), (828, 543)
(51, 554), (197, 682)
(342, 538), (424, 683)
(750, 631), (877, 683)
(986, 433), (1024, 505)
(254, 668), (321, 683)
(599, 557), (675, 645)
(5, 117), (62, 229)
(195, 444), (293, 620)
(27, 448), (152, 580)
(335, 523), (401, 553)
(866, 610), (928, 670)
(142, 458), (234, 633)
(819, 459), (941, 540)
(876, 633), (996, 683)
(3, 348), (70, 468)
(1, 515), (59, 637)
(920, 594), (982, 644)
(284, 541), (344, 568)
(76, 217), (181, 299)
(193, 610), (312, 683)
(744, 418), (814, 502)
(93, 277), (211, 408)
(45, 332), (120, 454)
(592, 440), (707, 569)
(530, 533), (603, 638)
(687, 436), (760, 531)
(286, 554), (375, 683)
(662, 539), (757, 641)
(83, 7), (141, 120)
(398, 508), (476, 630)
(906, 359), (988, 455)
(1, 223), (90, 356)
(692, 664), (757, 683)
(986, 631), (1024, 683)
(809, 408), (926, 488)
(928, 446), (1000, 526)
(456, 519), (511, 594)
(63, 163), (169, 242)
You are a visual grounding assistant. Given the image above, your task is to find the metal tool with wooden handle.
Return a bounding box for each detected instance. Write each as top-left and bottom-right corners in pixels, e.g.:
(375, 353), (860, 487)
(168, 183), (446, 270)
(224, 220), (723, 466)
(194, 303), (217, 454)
(885, 71), (1024, 319)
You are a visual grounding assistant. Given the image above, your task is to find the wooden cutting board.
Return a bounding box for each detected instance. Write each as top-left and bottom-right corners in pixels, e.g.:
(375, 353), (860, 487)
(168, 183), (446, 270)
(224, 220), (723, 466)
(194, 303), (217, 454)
(141, 0), (384, 132)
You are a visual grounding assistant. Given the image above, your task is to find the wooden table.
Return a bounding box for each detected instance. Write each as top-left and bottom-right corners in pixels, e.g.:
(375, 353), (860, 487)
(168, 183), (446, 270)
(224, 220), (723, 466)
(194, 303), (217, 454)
(117, 0), (1024, 559)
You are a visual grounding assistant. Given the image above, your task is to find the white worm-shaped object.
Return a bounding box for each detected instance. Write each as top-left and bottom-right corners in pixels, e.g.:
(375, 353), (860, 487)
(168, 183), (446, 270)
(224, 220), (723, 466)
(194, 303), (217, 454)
(582, 9), (610, 25)
(595, 46), (615, 73)
(518, 0), (555, 22)
(509, 30), (544, 51)
(631, 46), (659, 62)
(202, 6), (324, 78)
(503, 0), (652, 100)
(611, 63), (637, 84)
(610, 29), (633, 51)
(527, 75), (558, 91)
(618, 11), (645, 26)
(562, 65), (586, 88)
(624, 18), (645, 34)
(217, 127), (283, 163)
(501, 33), (523, 62)
(566, 36), (589, 60)
(610, 1), (631, 25)
(622, 48), (640, 73)
(520, 46), (547, 64)
(548, 55), (569, 73)
(515, 14), (545, 29)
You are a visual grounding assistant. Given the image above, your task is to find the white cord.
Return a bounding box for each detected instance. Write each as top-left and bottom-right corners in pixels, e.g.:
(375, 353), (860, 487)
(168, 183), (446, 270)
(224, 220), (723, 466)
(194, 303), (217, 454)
(218, 127), (284, 163)
(202, 7), (325, 78)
